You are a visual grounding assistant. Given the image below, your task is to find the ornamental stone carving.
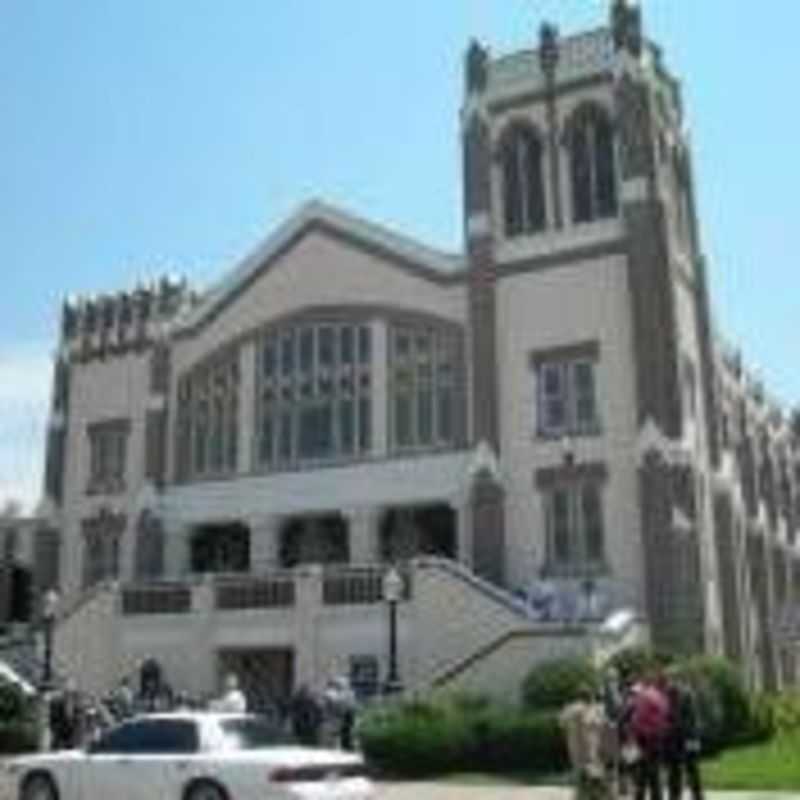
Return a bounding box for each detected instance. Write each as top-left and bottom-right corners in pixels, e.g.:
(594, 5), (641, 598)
(611, 0), (643, 58)
(465, 40), (488, 94)
(615, 74), (654, 181)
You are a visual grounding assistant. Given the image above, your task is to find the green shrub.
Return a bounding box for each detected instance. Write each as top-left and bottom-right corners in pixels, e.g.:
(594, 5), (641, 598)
(359, 701), (473, 776)
(0, 680), (38, 755)
(673, 657), (753, 750)
(0, 680), (35, 724)
(605, 646), (675, 684)
(521, 657), (599, 711)
(0, 722), (38, 754)
(750, 692), (800, 737)
(469, 709), (567, 773)
(359, 696), (568, 778)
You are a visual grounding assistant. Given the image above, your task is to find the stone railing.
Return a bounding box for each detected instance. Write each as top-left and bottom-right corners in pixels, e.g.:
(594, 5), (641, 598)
(215, 574), (296, 611)
(116, 565), (415, 616)
(121, 583), (192, 615)
(322, 565), (411, 606)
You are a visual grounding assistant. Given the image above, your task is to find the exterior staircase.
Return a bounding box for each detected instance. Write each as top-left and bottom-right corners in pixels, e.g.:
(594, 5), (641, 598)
(46, 560), (646, 705)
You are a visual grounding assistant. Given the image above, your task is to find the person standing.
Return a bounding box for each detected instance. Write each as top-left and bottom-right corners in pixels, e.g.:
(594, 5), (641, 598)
(289, 685), (323, 746)
(629, 673), (671, 800)
(560, 686), (612, 800)
(49, 678), (84, 750)
(323, 676), (357, 751)
(664, 675), (704, 800)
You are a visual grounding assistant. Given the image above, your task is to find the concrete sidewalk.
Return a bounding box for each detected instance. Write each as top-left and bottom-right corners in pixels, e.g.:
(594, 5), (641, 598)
(377, 784), (800, 800)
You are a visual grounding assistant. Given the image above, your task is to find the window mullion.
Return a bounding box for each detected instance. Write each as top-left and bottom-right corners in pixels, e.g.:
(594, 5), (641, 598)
(518, 140), (529, 232)
(568, 361), (577, 435)
(587, 128), (600, 220)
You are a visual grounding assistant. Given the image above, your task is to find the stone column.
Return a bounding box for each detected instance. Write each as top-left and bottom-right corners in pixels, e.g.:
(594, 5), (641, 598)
(449, 497), (472, 569)
(344, 507), (381, 565)
(238, 340), (257, 475)
(294, 565), (323, 689)
(470, 473), (505, 586)
(371, 319), (388, 457)
(164, 525), (192, 579)
(249, 514), (282, 573)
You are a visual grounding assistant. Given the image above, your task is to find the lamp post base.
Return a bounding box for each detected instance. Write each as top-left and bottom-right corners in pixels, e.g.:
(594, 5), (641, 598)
(382, 678), (404, 697)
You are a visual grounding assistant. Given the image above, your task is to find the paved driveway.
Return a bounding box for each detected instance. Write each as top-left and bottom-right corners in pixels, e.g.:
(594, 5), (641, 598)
(377, 784), (800, 800)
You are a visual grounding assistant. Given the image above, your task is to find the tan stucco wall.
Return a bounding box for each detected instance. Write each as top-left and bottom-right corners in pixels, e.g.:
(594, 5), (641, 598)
(172, 230), (467, 371)
(496, 256), (642, 600)
(61, 352), (153, 600)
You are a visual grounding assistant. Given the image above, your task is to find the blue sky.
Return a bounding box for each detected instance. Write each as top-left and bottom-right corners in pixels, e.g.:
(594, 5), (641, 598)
(1, 1), (798, 510)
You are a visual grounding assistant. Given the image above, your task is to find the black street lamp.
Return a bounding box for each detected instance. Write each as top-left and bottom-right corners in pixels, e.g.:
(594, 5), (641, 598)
(41, 589), (59, 690)
(382, 566), (404, 695)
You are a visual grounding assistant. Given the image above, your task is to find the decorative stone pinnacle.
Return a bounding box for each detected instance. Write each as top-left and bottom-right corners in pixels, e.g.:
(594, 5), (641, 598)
(538, 22), (560, 75)
(465, 39), (488, 94)
(611, 0), (643, 58)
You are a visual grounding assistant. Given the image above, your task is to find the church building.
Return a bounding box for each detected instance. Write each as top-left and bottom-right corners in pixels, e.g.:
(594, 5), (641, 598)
(30, 1), (800, 702)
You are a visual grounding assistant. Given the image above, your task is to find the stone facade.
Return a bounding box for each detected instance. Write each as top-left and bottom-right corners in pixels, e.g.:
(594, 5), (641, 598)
(35, 3), (800, 697)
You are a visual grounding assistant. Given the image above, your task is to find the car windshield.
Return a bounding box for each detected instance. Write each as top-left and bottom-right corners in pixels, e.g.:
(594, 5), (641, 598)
(218, 717), (290, 750)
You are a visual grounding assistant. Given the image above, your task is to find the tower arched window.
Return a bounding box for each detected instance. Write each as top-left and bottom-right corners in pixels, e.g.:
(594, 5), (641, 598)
(565, 104), (618, 224)
(499, 124), (547, 237)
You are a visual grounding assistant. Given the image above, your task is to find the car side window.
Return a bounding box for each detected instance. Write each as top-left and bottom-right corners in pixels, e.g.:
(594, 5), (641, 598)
(92, 719), (199, 755)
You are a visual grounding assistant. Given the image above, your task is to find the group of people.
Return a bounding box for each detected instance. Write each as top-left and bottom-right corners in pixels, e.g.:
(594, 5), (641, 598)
(209, 672), (360, 750)
(560, 668), (704, 800)
(46, 667), (360, 754)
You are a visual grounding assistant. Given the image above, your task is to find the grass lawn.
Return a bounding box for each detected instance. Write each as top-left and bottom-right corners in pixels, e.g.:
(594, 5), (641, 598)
(437, 732), (800, 792)
(702, 731), (800, 792)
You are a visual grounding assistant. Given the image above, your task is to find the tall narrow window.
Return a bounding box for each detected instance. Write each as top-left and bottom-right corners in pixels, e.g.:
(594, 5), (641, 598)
(390, 325), (463, 452)
(567, 104), (618, 224)
(533, 346), (601, 438)
(256, 321), (372, 469)
(544, 482), (606, 575)
(500, 125), (547, 237)
(174, 348), (240, 481)
(87, 419), (130, 495)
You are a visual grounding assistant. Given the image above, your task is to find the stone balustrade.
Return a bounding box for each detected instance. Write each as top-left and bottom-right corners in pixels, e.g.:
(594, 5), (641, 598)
(118, 565), (413, 617)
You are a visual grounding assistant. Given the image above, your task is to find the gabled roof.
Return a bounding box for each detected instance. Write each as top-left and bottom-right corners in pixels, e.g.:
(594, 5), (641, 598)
(175, 199), (465, 335)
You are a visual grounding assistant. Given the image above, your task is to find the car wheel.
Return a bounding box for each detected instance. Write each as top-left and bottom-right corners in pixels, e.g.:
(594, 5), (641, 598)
(20, 774), (57, 800)
(185, 780), (227, 800)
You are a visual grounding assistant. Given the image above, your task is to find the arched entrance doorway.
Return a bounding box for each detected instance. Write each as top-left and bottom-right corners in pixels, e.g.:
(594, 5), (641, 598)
(380, 503), (456, 562)
(278, 514), (349, 568)
(190, 522), (250, 575)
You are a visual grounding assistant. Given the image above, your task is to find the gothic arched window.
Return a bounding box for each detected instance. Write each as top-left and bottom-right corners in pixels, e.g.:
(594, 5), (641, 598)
(565, 104), (618, 224)
(134, 512), (165, 581)
(499, 124), (547, 237)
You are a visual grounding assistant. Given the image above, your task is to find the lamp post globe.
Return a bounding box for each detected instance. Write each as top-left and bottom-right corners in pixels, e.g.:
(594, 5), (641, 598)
(382, 566), (403, 696)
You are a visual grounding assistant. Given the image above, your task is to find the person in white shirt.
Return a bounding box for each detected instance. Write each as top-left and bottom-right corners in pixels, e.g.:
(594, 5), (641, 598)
(212, 673), (247, 713)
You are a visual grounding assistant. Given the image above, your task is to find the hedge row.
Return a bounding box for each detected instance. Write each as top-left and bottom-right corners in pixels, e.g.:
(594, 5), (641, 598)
(359, 650), (769, 777)
(0, 723), (39, 755)
(358, 696), (567, 777)
(0, 679), (38, 755)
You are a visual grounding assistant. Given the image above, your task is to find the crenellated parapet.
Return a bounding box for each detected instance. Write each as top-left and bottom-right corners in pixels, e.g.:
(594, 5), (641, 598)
(60, 275), (198, 363)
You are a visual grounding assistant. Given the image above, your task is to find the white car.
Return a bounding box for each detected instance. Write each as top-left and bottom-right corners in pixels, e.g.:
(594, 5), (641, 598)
(2, 712), (374, 800)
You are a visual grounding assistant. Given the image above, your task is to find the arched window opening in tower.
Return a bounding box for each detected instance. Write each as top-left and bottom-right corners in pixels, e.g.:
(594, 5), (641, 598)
(500, 124), (547, 238)
(566, 104), (618, 224)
